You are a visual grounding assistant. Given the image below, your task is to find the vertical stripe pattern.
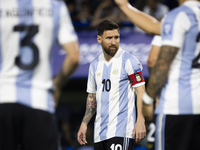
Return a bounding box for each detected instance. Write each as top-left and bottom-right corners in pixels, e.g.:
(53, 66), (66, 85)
(0, 0), (77, 113)
(155, 114), (166, 150)
(87, 48), (145, 143)
(156, 1), (200, 115)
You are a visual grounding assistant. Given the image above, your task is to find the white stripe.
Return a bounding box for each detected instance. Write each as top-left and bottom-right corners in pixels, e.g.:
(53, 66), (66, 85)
(94, 55), (104, 142)
(124, 138), (127, 150)
(157, 114), (164, 150)
(0, 0), (19, 103)
(31, 88), (48, 111)
(31, 0), (53, 109)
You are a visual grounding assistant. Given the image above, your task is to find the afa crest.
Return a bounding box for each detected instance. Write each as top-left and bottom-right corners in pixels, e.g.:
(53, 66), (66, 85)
(112, 68), (118, 76)
(97, 72), (101, 76)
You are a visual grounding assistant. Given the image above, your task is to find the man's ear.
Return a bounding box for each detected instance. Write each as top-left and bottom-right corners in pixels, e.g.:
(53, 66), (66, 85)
(97, 35), (101, 44)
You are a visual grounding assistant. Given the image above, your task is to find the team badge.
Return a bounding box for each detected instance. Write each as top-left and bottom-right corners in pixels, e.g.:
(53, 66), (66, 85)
(135, 73), (142, 82)
(163, 23), (172, 35)
(112, 68), (118, 76)
(97, 72), (101, 76)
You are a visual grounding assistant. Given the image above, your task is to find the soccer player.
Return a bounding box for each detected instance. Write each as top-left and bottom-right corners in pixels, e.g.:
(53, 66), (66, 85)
(114, 0), (200, 150)
(0, 0), (79, 150)
(144, 35), (161, 150)
(77, 20), (146, 150)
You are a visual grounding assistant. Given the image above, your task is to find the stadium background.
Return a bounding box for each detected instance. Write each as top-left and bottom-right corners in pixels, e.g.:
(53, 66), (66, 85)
(54, 0), (178, 150)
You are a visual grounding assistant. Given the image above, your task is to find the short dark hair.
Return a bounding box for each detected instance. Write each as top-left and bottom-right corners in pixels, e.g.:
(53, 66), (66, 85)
(97, 20), (119, 36)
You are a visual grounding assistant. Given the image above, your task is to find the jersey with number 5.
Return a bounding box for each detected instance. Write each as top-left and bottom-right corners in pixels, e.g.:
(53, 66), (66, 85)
(156, 1), (200, 115)
(0, 0), (77, 113)
(87, 47), (145, 143)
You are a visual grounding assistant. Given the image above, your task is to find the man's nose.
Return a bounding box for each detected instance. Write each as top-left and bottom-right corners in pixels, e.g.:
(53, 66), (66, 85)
(111, 38), (116, 44)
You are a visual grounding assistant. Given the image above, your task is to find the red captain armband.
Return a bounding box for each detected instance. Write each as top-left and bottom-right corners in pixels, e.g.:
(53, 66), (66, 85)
(128, 71), (145, 86)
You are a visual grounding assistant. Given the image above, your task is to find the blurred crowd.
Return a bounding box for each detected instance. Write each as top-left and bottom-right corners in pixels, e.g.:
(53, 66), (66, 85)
(64, 0), (178, 30)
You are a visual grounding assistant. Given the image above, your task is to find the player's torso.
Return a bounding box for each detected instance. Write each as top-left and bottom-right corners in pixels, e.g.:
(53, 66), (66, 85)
(92, 49), (136, 143)
(0, 0), (62, 112)
(157, 1), (200, 115)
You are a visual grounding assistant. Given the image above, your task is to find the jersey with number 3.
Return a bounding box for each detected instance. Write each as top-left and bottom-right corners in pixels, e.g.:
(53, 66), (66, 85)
(0, 0), (77, 113)
(156, 1), (200, 115)
(87, 47), (145, 143)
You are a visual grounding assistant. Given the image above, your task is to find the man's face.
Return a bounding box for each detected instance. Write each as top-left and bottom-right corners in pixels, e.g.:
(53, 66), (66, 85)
(97, 29), (120, 57)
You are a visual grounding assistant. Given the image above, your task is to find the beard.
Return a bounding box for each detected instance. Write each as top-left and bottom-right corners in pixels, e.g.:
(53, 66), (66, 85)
(103, 45), (118, 57)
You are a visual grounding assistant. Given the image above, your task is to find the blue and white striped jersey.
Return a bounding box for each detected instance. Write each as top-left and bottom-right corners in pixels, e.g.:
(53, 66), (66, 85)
(155, 1), (200, 115)
(87, 47), (145, 143)
(0, 0), (77, 113)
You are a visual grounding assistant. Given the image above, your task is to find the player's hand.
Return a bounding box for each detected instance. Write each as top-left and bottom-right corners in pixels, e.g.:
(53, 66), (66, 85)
(133, 118), (146, 143)
(114, 0), (128, 7)
(77, 122), (88, 145)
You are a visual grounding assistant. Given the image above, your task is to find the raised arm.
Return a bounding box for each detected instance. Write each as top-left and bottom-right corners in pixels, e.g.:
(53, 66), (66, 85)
(133, 85), (146, 143)
(114, 0), (161, 35)
(77, 93), (97, 145)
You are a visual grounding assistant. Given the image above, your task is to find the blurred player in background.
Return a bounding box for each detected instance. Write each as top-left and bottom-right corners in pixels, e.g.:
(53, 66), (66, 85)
(115, 0), (200, 150)
(77, 20), (146, 150)
(0, 0), (79, 150)
(143, 35), (161, 150)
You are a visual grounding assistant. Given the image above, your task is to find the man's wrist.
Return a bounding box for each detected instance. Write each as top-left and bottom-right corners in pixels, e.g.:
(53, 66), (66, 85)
(143, 92), (154, 105)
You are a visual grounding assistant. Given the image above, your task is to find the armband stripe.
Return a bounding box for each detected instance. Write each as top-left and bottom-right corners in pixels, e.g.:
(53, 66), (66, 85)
(128, 71), (145, 86)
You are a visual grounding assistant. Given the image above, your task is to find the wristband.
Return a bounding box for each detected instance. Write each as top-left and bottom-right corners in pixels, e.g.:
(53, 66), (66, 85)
(143, 92), (154, 105)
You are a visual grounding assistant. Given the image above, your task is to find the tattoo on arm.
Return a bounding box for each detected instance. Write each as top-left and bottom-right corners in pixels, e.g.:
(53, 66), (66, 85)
(82, 93), (97, 124)
(148, 67), (152, 75)
(147, 46), (179, 98)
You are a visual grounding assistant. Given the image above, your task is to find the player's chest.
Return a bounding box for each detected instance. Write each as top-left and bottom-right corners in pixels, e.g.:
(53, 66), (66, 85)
(94, 62), (128, 86)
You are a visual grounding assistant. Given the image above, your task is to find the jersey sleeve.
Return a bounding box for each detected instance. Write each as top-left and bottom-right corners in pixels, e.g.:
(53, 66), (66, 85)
(151, 35), (162, 47)
(162, 11), (191, 48)
(86, 64), (96, 93)
(125, 56), (145, 88)
(58, 2), (78, 45)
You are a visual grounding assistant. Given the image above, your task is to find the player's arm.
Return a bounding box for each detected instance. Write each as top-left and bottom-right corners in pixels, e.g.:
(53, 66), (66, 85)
(54, 41), (79, 88)
(146, 46), (179, 99)
(143, 36), (161, 121)
(134, 85), (146, 143)
(147, 45), (161, 74)
(53, 41), (79, 106)
(77, 93), (96, 145)
(114, 0), (161, 35)
(53, 2), (79, 106)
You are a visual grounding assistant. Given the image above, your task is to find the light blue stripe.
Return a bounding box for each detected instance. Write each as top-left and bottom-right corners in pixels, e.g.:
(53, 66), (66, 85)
(100, 63), (112, 141)
(47, 90), (55, 113)
(161, 115), (166, 150)
(123, 138), (125, 150)
(91, 57), (99, 91)
(162, 10), (177, 41)
(16, 0), (34, 106)
(50, 1), (61, 78)
(49, 0), (62, 113)
(127, 52), (142, 72)
(155, 82), (167, 114)
(178, 6), (197, 114)
(155, 114), (166, 150)
(116, 52), (129, 137)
